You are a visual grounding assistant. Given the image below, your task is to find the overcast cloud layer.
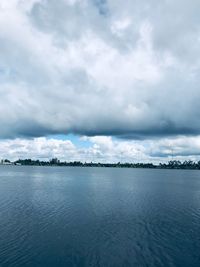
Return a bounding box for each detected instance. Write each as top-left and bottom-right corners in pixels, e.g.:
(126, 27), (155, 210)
(1, 0), (200, 161)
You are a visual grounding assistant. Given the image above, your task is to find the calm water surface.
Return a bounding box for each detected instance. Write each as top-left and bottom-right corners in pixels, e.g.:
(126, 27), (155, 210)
(0, 166), (200, 267)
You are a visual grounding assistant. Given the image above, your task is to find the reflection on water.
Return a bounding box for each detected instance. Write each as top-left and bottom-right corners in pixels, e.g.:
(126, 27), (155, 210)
(0, 166), (200, 267)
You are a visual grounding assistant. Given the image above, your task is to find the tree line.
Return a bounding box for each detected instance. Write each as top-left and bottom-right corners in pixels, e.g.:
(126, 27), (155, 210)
(2, 158), (200, 170)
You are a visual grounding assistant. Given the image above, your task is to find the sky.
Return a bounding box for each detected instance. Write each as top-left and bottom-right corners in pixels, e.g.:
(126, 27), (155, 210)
(1, 0), (200, 163)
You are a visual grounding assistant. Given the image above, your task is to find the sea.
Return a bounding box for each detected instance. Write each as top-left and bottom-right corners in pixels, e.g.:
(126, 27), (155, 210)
(0, 166), (200, 267)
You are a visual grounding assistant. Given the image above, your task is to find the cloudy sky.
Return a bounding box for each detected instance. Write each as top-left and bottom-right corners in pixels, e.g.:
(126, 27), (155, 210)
(1, 0), (200, 163)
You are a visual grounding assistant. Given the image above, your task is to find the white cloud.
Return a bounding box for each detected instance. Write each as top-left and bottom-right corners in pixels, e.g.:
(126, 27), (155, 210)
(1, 135), (200, 163)
(0, 138), (76, 161)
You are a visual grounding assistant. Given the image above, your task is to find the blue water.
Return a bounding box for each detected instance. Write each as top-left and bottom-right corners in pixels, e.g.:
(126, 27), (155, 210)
(0, 166), (200, 267)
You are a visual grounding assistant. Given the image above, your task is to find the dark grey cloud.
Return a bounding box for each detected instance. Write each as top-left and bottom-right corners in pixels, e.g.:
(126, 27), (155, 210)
(0, 0), (200, 141)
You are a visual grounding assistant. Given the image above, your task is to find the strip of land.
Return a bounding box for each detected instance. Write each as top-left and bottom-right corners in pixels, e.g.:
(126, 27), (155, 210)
(1, 158), (200, 170)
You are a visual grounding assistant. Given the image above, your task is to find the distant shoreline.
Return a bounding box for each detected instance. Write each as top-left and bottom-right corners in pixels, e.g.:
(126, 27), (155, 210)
(1, 159), (200, 170)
